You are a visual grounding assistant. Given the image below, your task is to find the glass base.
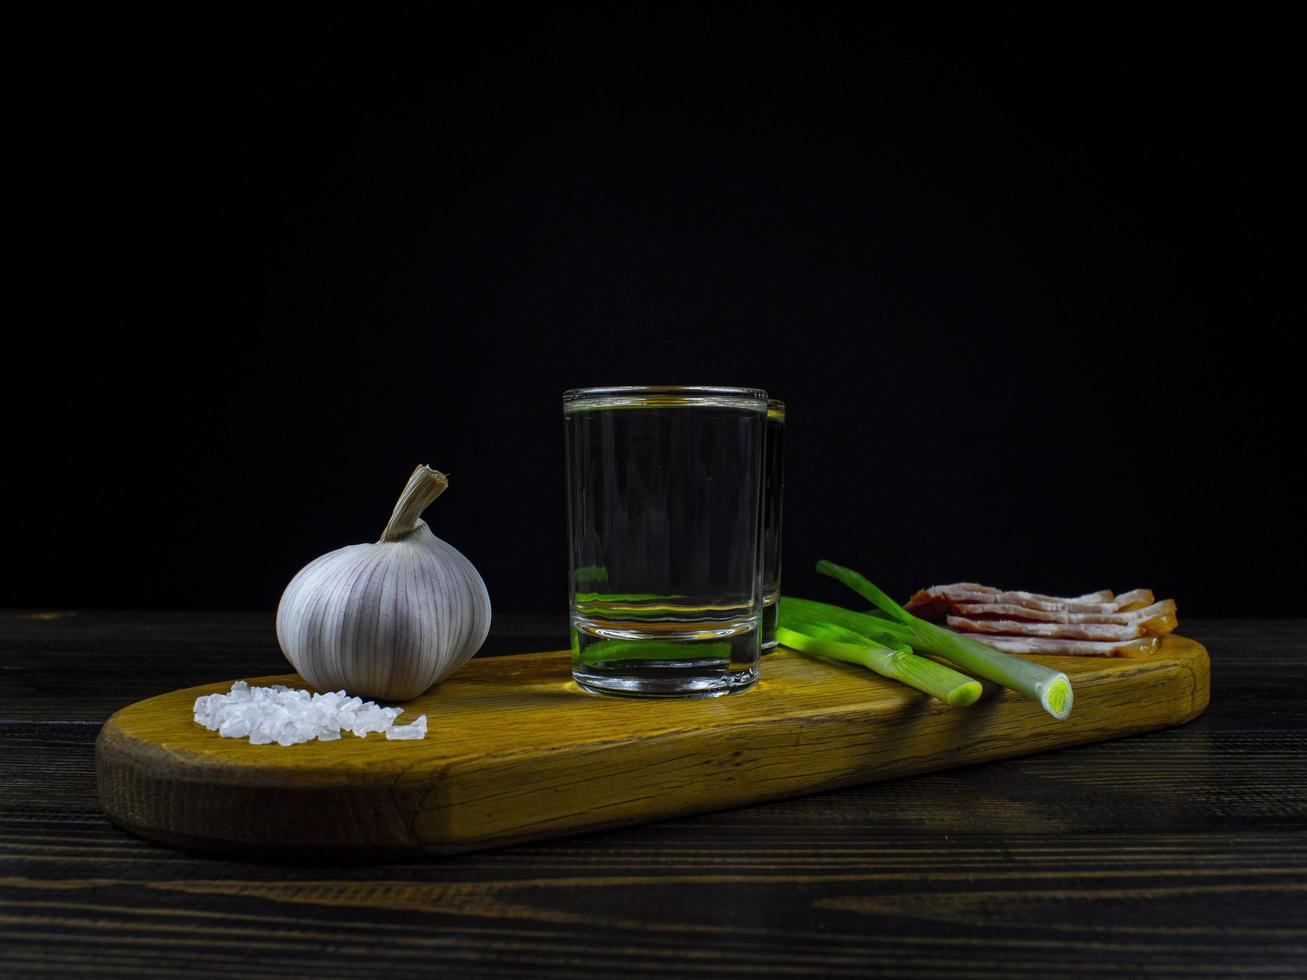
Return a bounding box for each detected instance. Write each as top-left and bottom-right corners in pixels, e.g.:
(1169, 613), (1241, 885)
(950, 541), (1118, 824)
(571, 619), (760, 699)
(573, 661), (759, 699)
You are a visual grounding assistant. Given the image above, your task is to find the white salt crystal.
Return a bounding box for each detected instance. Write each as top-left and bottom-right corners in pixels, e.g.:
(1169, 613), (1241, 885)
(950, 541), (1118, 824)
(218, 716), (251, 739)
(192, 682), (425, 746)
(385, 714), (427, 741)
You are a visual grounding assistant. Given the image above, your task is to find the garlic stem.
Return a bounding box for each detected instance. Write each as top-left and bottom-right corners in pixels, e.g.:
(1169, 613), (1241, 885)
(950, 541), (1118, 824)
(380, 465), (450, 542)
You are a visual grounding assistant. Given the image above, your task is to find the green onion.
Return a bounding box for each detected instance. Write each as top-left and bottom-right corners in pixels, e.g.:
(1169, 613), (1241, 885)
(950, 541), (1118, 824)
(780, 595), (910, 645)
(812, 560), (1073, 720)
(777, 624), (982, 707)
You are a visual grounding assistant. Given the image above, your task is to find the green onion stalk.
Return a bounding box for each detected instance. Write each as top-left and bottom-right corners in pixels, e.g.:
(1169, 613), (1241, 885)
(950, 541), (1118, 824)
(778, 561), (1074, 721)
(776, 620), (982, 707)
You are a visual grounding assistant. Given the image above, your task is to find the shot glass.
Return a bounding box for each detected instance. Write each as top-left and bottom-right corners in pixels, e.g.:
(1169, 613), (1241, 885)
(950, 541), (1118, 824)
(760, 398), (785, 652)
(564, 385), (767, 698)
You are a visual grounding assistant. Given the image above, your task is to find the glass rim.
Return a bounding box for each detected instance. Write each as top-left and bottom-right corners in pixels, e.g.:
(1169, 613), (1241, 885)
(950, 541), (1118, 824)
(563, 385), (768, 413)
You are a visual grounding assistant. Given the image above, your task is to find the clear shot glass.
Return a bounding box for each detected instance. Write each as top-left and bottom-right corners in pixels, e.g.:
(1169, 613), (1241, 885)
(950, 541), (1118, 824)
(564, 385), (767, 698)
(760, 398), (786, 652)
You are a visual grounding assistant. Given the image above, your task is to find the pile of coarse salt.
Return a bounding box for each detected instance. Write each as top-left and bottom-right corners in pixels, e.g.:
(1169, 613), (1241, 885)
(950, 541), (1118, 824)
(193, 681), (427, 746)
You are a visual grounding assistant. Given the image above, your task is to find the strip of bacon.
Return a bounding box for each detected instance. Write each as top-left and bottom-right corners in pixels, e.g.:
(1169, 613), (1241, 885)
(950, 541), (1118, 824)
(906, 585), (1156, 618)
(958, 634), (1163, 658)
(936, 583), (1116, 603)
(950, 599), (1178, 632)
(948, 615), (1155, 641)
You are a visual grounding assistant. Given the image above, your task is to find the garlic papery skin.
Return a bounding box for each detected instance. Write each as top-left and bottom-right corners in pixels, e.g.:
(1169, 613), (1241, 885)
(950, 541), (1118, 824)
(276, 465), (492, 701)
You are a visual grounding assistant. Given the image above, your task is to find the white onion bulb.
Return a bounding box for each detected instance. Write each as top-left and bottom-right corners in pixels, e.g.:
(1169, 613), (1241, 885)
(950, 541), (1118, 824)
(276, 465), (491, 701)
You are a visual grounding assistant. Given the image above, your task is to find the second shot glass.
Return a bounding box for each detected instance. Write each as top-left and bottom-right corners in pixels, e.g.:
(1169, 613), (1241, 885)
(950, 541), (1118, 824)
(760, 398), (785, 652)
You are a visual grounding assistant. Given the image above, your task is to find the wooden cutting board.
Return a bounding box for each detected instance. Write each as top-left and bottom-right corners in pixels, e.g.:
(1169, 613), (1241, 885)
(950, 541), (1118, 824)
(97, 636), (1210, 859)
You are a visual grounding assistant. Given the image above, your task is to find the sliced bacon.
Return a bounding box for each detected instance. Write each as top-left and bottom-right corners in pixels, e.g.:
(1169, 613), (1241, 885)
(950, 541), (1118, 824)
(960, 634), (1163, 658)
(907, 585), (1157, 618)
(950, 599), (1177, 633)
(948, 615), (1153, 641)
(904, 581), (1178, 657)
(936, 583), (1116, 603)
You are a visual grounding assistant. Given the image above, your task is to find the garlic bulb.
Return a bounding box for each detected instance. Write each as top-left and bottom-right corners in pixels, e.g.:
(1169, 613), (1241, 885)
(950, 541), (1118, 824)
(276, 465), (491, 701)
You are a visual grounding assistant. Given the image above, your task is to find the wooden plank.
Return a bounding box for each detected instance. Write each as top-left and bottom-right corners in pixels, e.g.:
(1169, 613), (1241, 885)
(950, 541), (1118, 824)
(96, 635), (1210, 858)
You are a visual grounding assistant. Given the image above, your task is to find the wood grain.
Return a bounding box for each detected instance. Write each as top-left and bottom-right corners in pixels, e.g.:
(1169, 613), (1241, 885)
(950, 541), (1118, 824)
(96, 636), (1209, 858)
(5, 615), (1303, 979)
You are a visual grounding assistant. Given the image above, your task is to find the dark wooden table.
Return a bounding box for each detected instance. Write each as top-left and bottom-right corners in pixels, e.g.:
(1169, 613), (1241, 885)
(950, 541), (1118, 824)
(2, 614), (1303, 977)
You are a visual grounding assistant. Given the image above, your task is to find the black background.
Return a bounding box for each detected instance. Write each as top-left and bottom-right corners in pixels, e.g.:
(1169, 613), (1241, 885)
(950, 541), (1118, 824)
(12, 6), (1301, 616)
